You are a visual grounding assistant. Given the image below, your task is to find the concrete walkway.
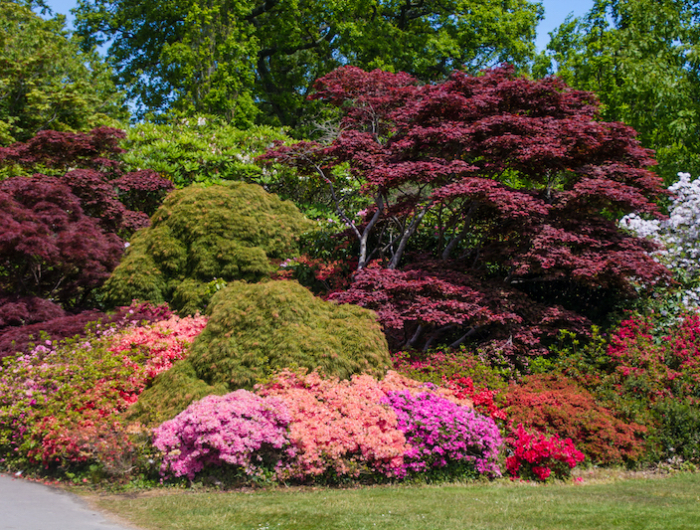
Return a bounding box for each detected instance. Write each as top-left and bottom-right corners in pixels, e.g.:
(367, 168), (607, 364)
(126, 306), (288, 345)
(0, 473), (139, 530)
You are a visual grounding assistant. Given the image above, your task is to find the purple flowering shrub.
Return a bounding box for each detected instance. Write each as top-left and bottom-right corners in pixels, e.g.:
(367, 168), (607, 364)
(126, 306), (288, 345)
(153, 391), (292, 480)
(383, 391), (503, 477)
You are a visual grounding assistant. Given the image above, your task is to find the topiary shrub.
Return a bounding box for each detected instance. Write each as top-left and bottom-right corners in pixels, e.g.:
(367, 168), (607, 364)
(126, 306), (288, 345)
(103, 182), (314, 314)
(190, 280), (391, 389)
(128, 280), (391, 425)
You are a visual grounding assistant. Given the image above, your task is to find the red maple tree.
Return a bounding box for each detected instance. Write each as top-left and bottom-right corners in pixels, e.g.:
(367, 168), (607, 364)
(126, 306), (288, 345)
(264, 66), (670, 356)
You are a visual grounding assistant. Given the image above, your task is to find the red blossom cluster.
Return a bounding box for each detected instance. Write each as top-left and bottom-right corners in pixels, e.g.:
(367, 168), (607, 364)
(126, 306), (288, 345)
(506, 423), (585, 481)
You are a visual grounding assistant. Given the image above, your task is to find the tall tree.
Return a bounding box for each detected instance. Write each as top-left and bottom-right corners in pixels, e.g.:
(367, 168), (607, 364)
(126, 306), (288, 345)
(0, 1), (127, 145)
(74, 0), (543, 127)
(536, 0), (700, 183)
(264, 66), (670, 356)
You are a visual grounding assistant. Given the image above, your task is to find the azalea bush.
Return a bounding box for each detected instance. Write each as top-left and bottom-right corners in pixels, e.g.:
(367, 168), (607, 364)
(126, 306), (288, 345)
(153, 370), (501, 484)
(505, 424), (585, 482)
(0, 312), (206, 474)
(384, 391), (502, 477)
(504, 374), (646, 465)
(153, 391), (292, 481)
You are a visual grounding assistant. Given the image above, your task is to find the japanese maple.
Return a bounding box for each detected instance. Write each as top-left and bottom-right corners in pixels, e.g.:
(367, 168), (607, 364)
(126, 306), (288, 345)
(265, 66), (670, 353)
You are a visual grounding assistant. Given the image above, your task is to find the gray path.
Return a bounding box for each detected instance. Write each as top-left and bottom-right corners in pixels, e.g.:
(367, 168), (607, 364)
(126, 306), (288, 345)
(0, 473), (139, 530)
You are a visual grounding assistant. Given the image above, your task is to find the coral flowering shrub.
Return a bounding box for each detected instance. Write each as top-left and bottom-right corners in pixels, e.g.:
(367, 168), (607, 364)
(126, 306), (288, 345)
(108, 314), (208, 384)
(153, 391), (292, 480)
(383, 391), (502, 477)
(506, 424), (585, 481)
(257, 371), (410, 479)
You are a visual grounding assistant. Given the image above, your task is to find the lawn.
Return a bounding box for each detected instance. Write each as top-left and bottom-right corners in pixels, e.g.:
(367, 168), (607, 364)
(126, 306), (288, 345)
(92, 472), (700, 530)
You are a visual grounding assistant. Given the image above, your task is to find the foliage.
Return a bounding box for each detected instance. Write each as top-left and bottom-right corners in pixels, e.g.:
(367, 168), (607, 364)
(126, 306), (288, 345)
(538, 0), (700, 183)
(0, 127), (126, 177)
(0, 2), (126, 145)
(383, 390), (502, 477)
(102, 182), (314, 314)
(504, 374), (646, 465)
(153, 390), (291, 480)
(650, 398), (700, 465)
(505, 424), (585, 482)
(0, 301), (173, 358)
(74, 0), (543, 126)
(265, 65), (670, 358)
(0, 313), (205, 473)
(189, 280), (391, 390)
(0, 174), (124, 309)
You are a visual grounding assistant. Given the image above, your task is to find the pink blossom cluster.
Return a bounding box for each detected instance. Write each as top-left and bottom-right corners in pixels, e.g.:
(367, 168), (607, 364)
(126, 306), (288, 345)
(153, 370), (502, 482)
(505, 423), (585, 481)
(109, 314), (208, 386)
(258, 371), (410, 478)
(383, 390), (502, 477)
(153, 391), (291, 480)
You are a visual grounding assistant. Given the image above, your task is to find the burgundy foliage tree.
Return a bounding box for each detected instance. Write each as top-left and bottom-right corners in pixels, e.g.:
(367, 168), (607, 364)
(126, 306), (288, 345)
(264, 66), (670, 357)
(0, 129), (173, 335)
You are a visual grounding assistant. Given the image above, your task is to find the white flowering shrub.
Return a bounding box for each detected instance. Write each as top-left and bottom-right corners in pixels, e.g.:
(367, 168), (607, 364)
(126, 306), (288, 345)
(621, 172), (700, 310)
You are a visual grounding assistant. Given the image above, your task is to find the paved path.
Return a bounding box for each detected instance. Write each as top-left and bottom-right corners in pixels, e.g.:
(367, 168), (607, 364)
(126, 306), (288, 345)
(0, 473), (139, 530)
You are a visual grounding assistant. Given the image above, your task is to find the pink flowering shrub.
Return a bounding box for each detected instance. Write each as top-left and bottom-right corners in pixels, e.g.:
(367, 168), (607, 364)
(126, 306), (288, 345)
(109, 314), (208, 386)
(383, 391), (502, 477)
(153, 391), (291, 480)
(505, 424), (585, 482)
(0, 314), (206, 472)
(258, 371), (409, 479)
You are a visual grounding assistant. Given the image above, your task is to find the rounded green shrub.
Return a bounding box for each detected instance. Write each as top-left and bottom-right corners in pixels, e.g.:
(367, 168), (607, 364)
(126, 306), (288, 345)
(127, 280), (391, 425)
(103, 183), (314, 313)
(191, 280), (391, 389)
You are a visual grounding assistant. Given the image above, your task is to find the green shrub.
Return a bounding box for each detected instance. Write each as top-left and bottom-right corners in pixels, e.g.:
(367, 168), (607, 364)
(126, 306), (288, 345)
(103, 183), (314, 313)
(123, 360), (228, 427)
(128, 280), (391, 424)
(190, 280), (391, 389)
(650, 398), (700, 465)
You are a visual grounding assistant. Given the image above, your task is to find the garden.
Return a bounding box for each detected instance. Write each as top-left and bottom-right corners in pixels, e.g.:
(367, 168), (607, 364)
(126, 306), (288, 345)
(1, 0), (700, 510)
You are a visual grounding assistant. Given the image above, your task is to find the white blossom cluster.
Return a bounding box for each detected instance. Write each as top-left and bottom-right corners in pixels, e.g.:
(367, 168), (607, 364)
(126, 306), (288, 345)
(620, 172), (700, 309)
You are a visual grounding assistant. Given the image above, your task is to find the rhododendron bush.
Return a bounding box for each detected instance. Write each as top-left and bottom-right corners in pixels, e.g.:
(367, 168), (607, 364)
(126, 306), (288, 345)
(506, 424), (585, 482)
(153, 370), (503, 483)
(0, 312), (206, 472)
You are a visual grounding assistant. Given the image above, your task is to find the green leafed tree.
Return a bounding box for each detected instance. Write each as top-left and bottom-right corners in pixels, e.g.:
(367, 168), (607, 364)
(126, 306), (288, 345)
(0, 1), (127, 145)
(74, 0), (543, 127)
(536, 0), (700, 184)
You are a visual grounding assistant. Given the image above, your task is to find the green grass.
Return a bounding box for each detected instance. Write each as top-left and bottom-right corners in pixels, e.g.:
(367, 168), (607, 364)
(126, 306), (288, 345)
(93, 473), (700, 530)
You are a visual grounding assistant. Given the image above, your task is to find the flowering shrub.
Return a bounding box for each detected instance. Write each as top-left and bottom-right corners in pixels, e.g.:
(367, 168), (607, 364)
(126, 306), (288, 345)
(506, 424), (585, 482)
(392, 349), (508, 421)
(0, 314), (205, 473)
(383, 391), (502, 477)
(153, 391), (291, 480)
(504, 374), (646, 464)
(621, 172), (700, 307)
(258, 371), (410, 479)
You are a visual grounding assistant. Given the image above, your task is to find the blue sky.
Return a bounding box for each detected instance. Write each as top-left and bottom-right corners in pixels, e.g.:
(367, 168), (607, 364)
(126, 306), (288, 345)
(45, 0), (594, 52)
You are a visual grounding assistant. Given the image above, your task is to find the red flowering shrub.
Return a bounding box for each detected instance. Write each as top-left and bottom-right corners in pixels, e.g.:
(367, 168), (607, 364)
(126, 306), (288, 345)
(504, 374), (645, 464)
(506, 424), (585, 482)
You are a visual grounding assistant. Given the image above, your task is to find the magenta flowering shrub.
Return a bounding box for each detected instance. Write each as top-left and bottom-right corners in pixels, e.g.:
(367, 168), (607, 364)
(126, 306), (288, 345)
(505, 424), (585, 482)
(153, 391), (292, 480)
(383, 391), (503, 477)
